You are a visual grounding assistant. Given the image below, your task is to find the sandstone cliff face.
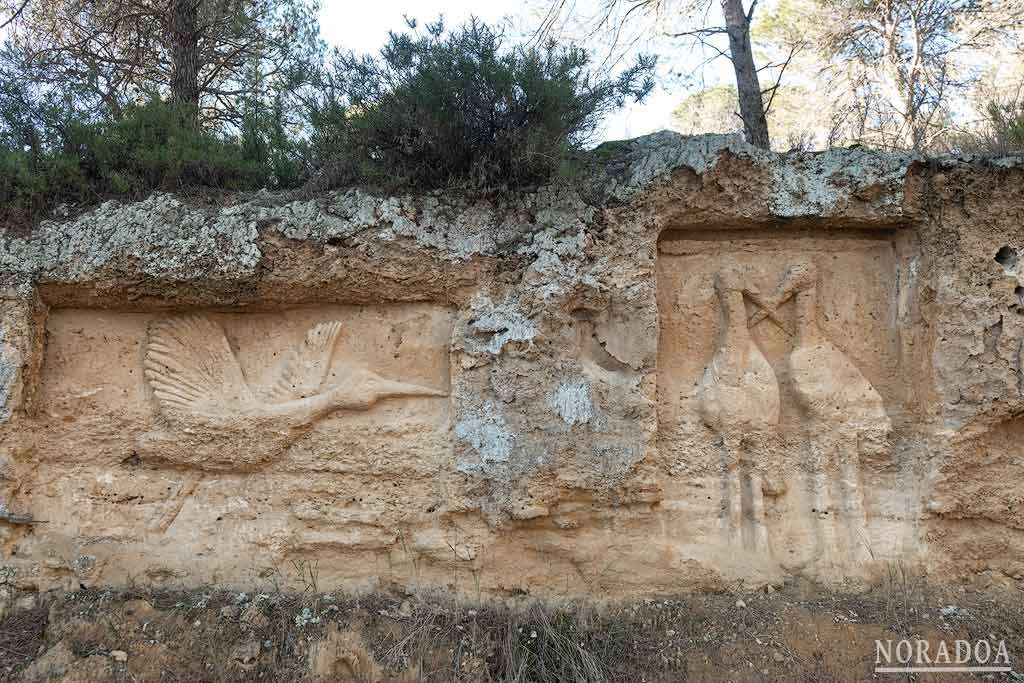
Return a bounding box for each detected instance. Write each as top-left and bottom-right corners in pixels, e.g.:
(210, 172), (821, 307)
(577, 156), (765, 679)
(0, 132), (1020, 597)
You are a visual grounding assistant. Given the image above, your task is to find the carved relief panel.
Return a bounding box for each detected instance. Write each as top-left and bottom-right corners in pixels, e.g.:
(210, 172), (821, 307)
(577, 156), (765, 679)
(8, 305), (452, 587)
(140, 313), (446, 470)
(36, 305), (452, 471)
(657, 228), (912, 577)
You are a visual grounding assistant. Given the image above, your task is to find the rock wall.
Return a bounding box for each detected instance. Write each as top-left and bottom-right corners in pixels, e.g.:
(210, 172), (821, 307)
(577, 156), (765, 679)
(0, 132), (1021, 597)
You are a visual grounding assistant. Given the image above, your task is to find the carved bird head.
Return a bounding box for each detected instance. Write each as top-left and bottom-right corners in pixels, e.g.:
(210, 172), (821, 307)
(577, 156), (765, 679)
(715, 258), (748, 293)
(779, 260), (818, 295)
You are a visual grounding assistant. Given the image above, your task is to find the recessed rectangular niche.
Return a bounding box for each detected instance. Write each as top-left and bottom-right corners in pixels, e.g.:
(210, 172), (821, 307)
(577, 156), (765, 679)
(657, 227), (905, 435)
(36, 304), (454, 472)
(655, 226), (916, 573)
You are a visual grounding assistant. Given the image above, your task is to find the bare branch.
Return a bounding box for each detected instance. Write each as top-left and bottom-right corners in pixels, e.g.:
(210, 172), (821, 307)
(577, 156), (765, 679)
(0, 0), (29, 30)
(746, 0), (759, 23)
(762, 45), (797, 119)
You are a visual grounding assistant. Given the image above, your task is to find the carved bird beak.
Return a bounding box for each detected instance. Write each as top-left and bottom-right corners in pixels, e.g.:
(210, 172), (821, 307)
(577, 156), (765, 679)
(746, 263), (815, 330)
(743, 287), (789, 333)
(365, 377), (448, 401)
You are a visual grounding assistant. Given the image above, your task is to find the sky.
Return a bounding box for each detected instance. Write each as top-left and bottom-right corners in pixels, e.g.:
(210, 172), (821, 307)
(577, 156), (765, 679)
(317, 0), (730, 142)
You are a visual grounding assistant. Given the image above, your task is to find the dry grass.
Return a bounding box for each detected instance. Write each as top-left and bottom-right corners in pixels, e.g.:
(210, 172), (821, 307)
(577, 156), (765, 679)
(1, 576), (1023, 682)
(0, 603), (47, 672)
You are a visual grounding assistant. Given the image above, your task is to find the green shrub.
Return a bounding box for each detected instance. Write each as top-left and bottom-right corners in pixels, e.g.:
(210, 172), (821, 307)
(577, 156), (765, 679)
(0, 20), (655, 225)
(74, 99), (270, 192)
(307, 18), (655, 193)
(0, 150), (87, 223)
(984, 100), (1024, 153)
(0, 98), (273, 225)
(949, 99), (1024, 156)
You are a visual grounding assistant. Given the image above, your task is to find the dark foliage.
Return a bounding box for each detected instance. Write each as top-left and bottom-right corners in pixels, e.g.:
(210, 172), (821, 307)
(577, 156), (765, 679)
(0, 98), (271, 225)
(976, 100), (1024, 154)
(0, 16), (655, 226)
(0, 602), (48, 672)
(306, 18), (655, 193)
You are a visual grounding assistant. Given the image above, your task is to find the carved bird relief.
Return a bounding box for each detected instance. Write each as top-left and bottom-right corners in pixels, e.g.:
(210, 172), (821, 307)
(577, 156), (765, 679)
(137, 314), (446, 470)
(751, 262), (889, 429)
(698, 262), (780, 553)
(753, 260), (890, 566)
(698, 267), (780, 435)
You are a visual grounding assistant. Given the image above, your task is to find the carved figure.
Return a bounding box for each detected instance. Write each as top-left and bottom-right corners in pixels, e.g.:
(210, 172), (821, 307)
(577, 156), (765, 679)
(756, 261), (890, 563)
(138, 314), (446, 470)
(698, 262), (780, 552)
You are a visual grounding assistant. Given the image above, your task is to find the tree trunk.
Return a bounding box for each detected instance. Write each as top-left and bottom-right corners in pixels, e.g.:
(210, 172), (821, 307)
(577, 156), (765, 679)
(720, 0), (770, 149)
(169, 0), (200, 123)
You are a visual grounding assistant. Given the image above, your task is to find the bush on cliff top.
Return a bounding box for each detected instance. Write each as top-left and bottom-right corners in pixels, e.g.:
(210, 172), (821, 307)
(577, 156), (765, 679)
(0, 18), (654, 227)
(0, 98), (271, 226)
(952, 100), (1024, 155)
(305, 18), (655, 194)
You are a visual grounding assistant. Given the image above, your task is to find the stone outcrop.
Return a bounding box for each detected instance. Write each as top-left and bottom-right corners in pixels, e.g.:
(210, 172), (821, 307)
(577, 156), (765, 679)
(0, 132), (1021, 597)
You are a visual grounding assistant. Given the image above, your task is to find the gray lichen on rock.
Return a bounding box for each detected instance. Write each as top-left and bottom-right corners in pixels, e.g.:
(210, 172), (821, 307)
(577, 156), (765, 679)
(587, 131), (918, 217)
(465, 295), (537, 356)
(0, 327), (15, 424)
(0, 194), (263, 286)
(549, 380), (593, 426)
(766, 145), (918, 217)
(454, 401), (516, 475)
(0, 131), (938, 293)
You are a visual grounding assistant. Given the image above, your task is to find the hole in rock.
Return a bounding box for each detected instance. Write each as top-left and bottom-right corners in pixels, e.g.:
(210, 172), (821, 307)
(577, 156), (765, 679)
(995, 245), (1018, 272)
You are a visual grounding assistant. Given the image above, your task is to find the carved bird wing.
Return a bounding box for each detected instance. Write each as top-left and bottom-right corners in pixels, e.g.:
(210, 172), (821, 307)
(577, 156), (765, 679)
(144, 315), (256, 423)
(259, 321), (343, 403)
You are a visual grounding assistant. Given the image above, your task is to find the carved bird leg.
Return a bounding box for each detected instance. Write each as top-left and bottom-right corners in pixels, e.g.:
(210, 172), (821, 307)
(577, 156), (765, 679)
(329, 375), (449, 411)
(809, 440), (841, 564)
(721, 433), (744, 546)
(836, 433), (871, 563)
(154, 471), (202, 533)
(744, 458), (770, 554)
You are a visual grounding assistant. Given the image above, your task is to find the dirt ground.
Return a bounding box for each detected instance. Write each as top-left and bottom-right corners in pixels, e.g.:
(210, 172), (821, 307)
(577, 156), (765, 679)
(2, 568), (1023, 682)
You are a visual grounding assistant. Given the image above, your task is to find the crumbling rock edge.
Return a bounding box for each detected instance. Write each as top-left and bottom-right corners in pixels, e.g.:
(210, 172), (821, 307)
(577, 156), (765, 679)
(0, 131), (1021, 599)
(0, 131), (934, 292)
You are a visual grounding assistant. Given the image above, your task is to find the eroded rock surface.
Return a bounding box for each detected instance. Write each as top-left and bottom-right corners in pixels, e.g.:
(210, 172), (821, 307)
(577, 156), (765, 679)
(0, 132), (1021, 597)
